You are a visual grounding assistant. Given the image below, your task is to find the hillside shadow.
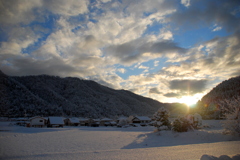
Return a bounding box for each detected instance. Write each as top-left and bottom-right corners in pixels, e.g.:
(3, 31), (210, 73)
(122, 130), (240, 149)
(77, 126), (154, 132)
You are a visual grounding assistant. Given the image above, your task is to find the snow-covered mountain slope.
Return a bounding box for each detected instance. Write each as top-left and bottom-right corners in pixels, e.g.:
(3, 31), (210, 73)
(201, 76), (240, 104)
(0, 71), (163, 117)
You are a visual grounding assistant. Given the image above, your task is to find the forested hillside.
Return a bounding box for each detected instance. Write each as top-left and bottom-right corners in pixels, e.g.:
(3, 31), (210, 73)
(201, 76), (240, 104)
(0, 71), (163, 118)
(194, 76), (240, 119)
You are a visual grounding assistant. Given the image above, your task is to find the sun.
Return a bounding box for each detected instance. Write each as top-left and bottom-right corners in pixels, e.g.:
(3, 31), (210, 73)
(178, 96), (197, 107)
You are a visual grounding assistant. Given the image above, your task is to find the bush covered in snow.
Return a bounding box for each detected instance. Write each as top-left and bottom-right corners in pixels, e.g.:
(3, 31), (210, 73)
(152, 107), (171, 131)
(172, 116), (193, 132)
(118, 118), (128, 127)
(200, 154), (240, 160)
(186, 113), (202, 129)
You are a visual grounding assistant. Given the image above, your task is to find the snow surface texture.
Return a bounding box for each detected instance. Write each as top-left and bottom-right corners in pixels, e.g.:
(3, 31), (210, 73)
(201, 154), (240, 160)
(0, 120), (240, 160)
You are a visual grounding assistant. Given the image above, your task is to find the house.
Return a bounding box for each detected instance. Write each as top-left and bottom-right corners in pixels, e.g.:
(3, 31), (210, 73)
(79, 118), (91, 126)
(100, 118), (113, 126)
(131, 116), (151, 126)
(64, 117), (80, 126)
(30, 116), (46, 127)
(91, 119), (100, 127)
(47, 117), (64, 127)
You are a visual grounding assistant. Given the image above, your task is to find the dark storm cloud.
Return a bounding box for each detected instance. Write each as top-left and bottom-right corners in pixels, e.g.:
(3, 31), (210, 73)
(169, 79), (208, 94)
(106, 39), (187, 65)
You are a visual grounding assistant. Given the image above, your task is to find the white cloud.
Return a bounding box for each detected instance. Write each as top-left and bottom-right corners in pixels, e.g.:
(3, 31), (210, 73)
(43, 0), (89, 16)
(212, 26), (222, 32)
(154, 60), (159, 67)
(117, 68), (126, 74)
(181, 0), (191, 7)
(100, 0), (111, 3)
(138, 65), (149, 70)
(159, 30), (173, 40)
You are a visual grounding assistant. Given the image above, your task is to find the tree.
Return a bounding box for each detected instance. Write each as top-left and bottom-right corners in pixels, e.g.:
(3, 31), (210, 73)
(220, 97), (240, 136)
(153, 107), (171, 131)
(118, 118), (128, 127)
(193, 113), (202, 128)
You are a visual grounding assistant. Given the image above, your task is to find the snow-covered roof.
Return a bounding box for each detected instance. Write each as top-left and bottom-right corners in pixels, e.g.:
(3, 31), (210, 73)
(101, 118), (112, 121)
(16, 117), (28, 121)
(134, 116), (151, 121)
(29, 116), (45, 120)
(48, 117), (64, 125)
(79, 118), (89, 121)
(69, 117), (80, 123)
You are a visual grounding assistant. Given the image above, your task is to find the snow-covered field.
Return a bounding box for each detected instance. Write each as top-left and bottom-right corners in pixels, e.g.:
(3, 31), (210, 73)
(0, 120), (240, 160)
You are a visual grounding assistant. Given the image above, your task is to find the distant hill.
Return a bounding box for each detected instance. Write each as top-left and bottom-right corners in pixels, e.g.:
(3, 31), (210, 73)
(201, 76), (240, 105)
(163, 103), (189, 116)
(0, 71), (164, 118)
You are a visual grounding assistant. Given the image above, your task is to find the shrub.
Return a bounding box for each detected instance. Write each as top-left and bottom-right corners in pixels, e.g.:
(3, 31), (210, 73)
(172, 116), (193, 132)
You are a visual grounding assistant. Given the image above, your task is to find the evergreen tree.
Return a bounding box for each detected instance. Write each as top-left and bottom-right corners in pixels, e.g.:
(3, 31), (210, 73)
(153, 107), (171, 131)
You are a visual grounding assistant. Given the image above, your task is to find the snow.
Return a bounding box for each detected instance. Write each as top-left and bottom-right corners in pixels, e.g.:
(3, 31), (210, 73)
(68, 117), (79, 123)
(0, 120), (240, 160)
(100, 118), (112, 121)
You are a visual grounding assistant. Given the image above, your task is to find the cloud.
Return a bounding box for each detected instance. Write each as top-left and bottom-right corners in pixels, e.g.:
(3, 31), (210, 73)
(181, 0), (191, 7)
(0, 54), (76, 77)
(138, 65), (149, 70)
(212, 26), (222, 32)
(158, 30), (173, 40)
(0, 0), (42, 25)
(43, 0), (89, 16)
(169, 79), (208, 95)
(169, 0), (240, 32)
(100, 0), (111, 3)
(164, 92), (182, 98)
(0, 0), (89, 26)
(117, 68), (126, 74)
(154, 60), (159, 67)
(123, 0), (177, 18)
(89, 74), (123, 89)
(106, 39), (187, 65)
(149, 87), (162, 94)
(0, 0), (240, 104)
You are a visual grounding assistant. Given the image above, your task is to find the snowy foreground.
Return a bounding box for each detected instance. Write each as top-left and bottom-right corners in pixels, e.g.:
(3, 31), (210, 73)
(0, 120), (240, 160)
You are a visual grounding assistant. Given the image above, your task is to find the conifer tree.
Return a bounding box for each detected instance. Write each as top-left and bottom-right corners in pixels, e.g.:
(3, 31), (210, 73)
(153, 107), (171, 131)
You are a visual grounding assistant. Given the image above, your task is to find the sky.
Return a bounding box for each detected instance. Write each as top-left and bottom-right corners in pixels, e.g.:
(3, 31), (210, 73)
(0, 0), (240, 105)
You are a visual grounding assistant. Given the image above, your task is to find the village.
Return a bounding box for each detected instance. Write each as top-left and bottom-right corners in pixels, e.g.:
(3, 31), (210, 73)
(3, 116), (153, 128)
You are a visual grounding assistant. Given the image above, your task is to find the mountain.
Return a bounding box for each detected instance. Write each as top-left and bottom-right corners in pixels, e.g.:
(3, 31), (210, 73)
(201, 76), (240, 105)
(163, 103), (189, 116)
(0, 71), (163, 118)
